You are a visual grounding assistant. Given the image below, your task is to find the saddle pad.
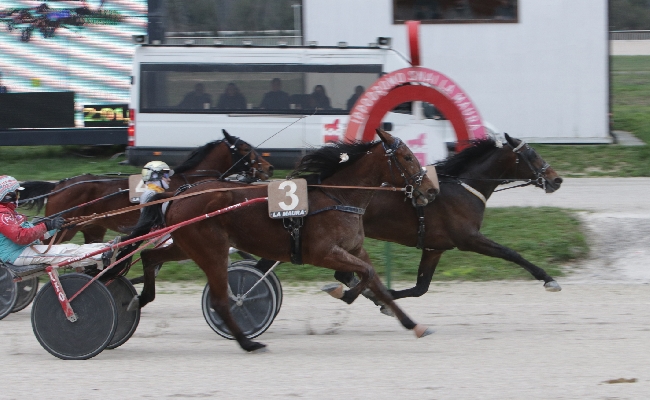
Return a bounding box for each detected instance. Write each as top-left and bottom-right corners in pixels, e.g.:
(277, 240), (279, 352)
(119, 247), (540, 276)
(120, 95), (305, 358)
(128, 174), (146, 203)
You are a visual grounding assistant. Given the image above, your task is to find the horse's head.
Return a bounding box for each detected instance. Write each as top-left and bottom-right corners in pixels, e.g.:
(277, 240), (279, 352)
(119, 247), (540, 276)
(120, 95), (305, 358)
(222, 130), (274, 180)
(503, 133), (563, 193)
(376, 129), (438, 206)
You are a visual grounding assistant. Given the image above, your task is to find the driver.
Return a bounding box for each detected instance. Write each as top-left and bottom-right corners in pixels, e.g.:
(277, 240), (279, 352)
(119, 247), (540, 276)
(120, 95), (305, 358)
(139, 161), (173, 214)
(0, 176), (118, 269)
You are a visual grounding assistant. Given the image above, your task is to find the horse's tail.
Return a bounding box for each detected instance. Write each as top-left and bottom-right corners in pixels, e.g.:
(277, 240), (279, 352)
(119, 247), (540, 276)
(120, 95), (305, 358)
(18, 181), (56, 213)
(122, 193), (172, 240)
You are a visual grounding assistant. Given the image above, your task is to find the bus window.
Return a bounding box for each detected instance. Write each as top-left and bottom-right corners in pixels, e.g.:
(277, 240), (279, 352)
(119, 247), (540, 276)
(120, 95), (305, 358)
(138, 64), (382, 114)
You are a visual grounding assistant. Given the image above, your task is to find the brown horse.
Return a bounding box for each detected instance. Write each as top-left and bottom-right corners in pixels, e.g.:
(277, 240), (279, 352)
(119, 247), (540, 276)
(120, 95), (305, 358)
(327, 133), (564, 311)
(19, 130), (273, 244)
(130, 133), (564, 319)
(128, 130), (438, 352)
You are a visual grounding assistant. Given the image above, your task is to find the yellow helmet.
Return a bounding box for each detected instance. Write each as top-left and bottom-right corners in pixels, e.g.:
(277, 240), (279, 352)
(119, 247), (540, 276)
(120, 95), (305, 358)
(141, 161), (173, 182)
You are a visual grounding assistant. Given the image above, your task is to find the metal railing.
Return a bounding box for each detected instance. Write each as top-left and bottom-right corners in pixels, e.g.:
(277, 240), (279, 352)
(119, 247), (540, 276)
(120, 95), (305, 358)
(610, 30), (650, 40)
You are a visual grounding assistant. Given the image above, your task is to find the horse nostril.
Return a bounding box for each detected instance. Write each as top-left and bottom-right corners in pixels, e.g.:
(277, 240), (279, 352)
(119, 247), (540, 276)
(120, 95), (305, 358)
(268, 166), (274, 176)
(554, 177), (563, 185)
(427, 188), (438, 199)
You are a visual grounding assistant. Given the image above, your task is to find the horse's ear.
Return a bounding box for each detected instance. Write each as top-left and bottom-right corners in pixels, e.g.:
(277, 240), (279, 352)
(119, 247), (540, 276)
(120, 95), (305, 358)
(222, 129), (235, 145)
(376, 129), (395, 146)
(504, 133), (516, 146)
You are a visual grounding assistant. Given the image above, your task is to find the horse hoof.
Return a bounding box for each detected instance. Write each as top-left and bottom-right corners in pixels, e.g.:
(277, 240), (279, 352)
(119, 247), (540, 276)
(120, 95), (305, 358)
(321, 283), (344, 299)
(379, 305), (395, 317)
(127, 295), (141, 312)
(246, 342), (267, 353)
(414, 324), (434, 338)
(544, 281), (562, 292)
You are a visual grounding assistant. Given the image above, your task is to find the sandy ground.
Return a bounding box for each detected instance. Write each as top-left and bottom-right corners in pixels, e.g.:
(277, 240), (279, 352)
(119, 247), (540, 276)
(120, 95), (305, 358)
(1, 178), (649, 399)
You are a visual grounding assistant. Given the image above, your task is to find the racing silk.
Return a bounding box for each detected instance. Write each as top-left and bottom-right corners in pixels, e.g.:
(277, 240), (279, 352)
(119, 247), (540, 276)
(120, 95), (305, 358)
(139, 183), (168, 214)
(0, 202), (48, 263)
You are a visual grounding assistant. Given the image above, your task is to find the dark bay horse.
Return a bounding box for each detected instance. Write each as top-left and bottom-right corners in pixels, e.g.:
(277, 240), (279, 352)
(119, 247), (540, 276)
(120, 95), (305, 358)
(330, 133), (564, 311)
(129, 130), (438, 352)
(19, 130), (273, 244)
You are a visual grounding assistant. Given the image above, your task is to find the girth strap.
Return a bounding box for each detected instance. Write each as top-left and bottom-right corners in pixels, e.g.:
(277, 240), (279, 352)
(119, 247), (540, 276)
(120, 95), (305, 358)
(308, 205), (365, 216)
(283, 218), (303, 265)
(416, 206), (426, 250)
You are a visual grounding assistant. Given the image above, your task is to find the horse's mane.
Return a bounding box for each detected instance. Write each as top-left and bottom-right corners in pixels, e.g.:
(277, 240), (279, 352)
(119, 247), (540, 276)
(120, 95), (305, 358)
(174, 138), (237, 174)
(290, 141), (377, 181)
(435, 138), (498, 176)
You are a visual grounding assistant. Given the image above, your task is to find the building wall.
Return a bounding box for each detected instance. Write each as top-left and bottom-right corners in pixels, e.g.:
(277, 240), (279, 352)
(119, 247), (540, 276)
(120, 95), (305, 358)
(304, 0), (610, 143)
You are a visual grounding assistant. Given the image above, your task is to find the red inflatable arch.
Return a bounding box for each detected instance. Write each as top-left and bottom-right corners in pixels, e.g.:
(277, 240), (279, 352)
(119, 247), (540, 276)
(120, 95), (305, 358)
(344, 21), (486, 151)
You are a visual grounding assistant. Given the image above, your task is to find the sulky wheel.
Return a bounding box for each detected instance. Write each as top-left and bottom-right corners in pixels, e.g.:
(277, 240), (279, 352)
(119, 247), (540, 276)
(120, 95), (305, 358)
(11, 277), (39, 313)
(0, 265), (18, 320)
(31, 273), (117, 360)
(105, 276), (141, 350)
(202, 264), (277, 340)
(232, 259), (283, 318)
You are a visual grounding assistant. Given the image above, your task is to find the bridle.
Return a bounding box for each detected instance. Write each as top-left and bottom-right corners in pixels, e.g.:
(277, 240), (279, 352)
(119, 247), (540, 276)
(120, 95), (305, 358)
(382, 137), (428, 205)
(510, 140), (551, 191)
(220, 138), (267, 181)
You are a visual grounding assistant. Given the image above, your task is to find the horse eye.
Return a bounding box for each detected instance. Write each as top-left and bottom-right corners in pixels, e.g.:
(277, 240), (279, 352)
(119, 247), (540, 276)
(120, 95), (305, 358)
(404, 155), (413, 162)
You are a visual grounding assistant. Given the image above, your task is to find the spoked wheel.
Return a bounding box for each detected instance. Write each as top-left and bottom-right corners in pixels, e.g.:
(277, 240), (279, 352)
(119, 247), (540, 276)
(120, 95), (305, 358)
(11, 277), (39, 313)
(202, 264), (277, 340)
(31, 273), (117, 360)
(232, 260), (283, 317)
(0, 265), (18, 320)
(105, 276), (141, 350)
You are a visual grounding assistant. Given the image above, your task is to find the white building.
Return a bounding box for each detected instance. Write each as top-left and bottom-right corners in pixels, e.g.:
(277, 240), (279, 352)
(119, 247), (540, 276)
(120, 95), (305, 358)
(303, 0), (610, 144)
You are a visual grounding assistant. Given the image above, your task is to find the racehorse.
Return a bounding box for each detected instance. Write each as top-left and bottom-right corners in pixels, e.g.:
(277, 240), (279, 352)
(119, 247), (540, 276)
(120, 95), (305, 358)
(329, 133), (564, 310)
(19, 130), (273, 244)
(128, 129), (438, 352)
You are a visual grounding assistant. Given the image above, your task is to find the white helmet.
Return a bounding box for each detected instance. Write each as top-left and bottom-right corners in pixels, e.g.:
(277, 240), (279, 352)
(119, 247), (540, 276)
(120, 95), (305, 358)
(0, 175), (24, 202)
(141, 161), (173, 182)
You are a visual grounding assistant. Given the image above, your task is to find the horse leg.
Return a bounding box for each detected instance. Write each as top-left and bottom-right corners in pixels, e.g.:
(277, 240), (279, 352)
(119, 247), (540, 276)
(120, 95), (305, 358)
(319, 246), (374, 304)
(457, 233), (561, 291)
(134, 243), (187, 309)
(81, 225), (107, 244)
(172, 224), (266, 352)
(389, 250), (443, 300)
(320, 247), (432, 337)
(355, 248), (433, 337)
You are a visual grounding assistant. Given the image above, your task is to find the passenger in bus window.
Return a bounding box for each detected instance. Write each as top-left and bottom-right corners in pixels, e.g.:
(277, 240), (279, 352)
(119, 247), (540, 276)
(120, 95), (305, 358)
(309, 85), (331, 110)
(217, 83), (247, 110)
(347, 85), (365, 110)
(178, 83), (212, 109)
(259, 78), (290, 109)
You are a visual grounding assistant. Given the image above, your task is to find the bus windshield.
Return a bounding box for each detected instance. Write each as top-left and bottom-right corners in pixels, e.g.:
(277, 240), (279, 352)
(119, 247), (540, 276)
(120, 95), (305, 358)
(139, 63), (382, 114)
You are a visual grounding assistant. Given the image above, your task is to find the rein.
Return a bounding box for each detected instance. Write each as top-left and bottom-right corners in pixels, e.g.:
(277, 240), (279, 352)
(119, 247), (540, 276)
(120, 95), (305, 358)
(47, 189), (129, 218)
(18, 177), (129, 204)
(63, 182), (407, 228)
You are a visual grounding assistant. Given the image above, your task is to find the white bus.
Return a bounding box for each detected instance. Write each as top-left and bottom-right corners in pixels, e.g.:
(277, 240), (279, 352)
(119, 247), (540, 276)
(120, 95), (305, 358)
(126, 43), (457, 169)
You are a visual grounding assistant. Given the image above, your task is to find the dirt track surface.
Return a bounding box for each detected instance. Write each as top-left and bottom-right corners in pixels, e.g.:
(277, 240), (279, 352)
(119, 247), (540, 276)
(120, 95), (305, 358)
(1, 177), (650, 399)
(1, 282), (649, 399)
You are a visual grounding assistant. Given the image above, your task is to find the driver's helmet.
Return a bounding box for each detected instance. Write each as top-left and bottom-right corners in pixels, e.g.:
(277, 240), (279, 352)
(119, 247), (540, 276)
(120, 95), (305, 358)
(0, 175), (24, 203)
(141, 161), (173, 182)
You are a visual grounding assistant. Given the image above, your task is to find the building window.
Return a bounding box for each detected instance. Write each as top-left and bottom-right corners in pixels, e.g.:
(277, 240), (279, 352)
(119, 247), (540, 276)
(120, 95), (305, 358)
(393, 0), (518, 24)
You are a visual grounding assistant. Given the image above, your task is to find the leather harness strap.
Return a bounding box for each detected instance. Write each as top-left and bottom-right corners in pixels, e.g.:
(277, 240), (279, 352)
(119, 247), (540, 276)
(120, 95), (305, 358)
(308, 205), (365, 216)
(416, 206), (426, 250)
